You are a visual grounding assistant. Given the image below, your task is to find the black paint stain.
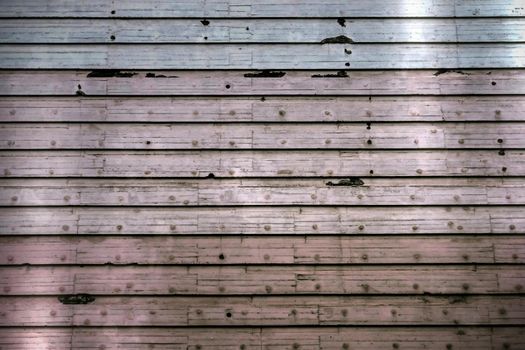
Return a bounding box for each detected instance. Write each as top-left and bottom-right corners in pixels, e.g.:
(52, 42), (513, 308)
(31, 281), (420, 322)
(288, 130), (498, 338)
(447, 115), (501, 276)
(326, 178), (364, 187)
(312, 70), (348, 78)
(145, 73), (178, 78)
(75, 84), (86, 96)
(201, 19), (210, 26)
(337, 18), (346, 27)
(87, 70), (137, 78)
(320, 35), (353, 44)
(58, 294), (96, 305)
(433, 69), (471, 76)
(244, 71), (286, 78)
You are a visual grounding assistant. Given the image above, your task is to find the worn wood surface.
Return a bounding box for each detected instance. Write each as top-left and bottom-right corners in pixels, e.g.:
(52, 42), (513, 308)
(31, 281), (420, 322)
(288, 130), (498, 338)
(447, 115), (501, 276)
(1, 327), (523, 350)
(2, 19), (525, 43)
(0, 265), (523, 295)
(1, 0), (524, 17)
(1, 0), (524, 343)
(0, 122), (522, 149)
(0, 235), (522, 264)
(1, 96), (525, 122)
(2, 178), (525, 206)
(1, 295), (523, 326)
(1, 44), (525, 69)
(0, 206), (523, 235)
(1, 70), (523, 96)
(0, 150), (517, 177)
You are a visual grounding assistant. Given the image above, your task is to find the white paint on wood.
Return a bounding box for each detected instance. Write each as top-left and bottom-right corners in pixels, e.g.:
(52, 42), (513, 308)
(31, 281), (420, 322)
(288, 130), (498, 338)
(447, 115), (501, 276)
(1, 44), (524, 69)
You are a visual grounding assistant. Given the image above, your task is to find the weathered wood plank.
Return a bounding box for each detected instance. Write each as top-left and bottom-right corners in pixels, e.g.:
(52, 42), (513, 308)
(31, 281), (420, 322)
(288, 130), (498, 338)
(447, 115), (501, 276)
(0, 206), (523, 235)
(2, 19), (525, 43)
(0, 150), (517, 177)
(1, 122), (522, 149)
(1, 96), (524, 122)
(0, 235), (521, 264)
(1, 295), (523, 326)
(1, 44), (524, 69)
(2, 178), (525, 206)
(1, 70), (522, 96)
(2, 327), (519, 350)
(1, 0), (524, 17)
(0, 265), (522, 295)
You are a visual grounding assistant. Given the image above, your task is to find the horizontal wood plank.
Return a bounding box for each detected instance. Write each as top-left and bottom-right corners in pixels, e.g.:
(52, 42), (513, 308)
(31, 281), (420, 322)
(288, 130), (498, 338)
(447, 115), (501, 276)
(2, 19), (525, 43)
(1, 44), (524, 69)
(0, 206), (523, 235)
(2, 178), (525, 206)
(0, 235), (522, 264)
(2, 0), (524, 17)
(1, 96), (524, 122)
(0, 150), (517, 177)
(1, 70), (523, 96)
(0, 265), (523, 295)
(0, 122), (521, 149)
(1, 295), (523, 326)
(2, 327), (522, 350)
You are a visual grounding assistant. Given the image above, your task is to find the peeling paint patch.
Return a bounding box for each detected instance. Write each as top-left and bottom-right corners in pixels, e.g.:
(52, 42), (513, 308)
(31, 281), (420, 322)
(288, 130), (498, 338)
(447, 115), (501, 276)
(244, 71), (286, 78)
(326, 178), (364, 186)
(312, 70), (348, 78)
(87, 70), (137, 78)
(433, 69), (471, 76)
(58, 294), (96, 304)
(145, 73), (178, 78)
(321, 35), (353, 44)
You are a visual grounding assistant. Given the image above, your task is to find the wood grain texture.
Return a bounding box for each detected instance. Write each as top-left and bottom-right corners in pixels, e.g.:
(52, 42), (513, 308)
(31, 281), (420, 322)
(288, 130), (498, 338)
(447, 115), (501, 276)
(1, 96), (524, 122)
(1, 0), (524, 17)
(2, 19), (525, 43)
(0, 206), (523, 235)
(2, 178), (525, 206)
(0, 235), (522, 264)
(0, 122), (521, 149)
(1, 295), (523, 326)
(1, 44), (524, 69)
(0, 265), (523, 295)
(2, 327), (523, 350)
(0, 150), (516, 177)
(1, 70), (522, 96)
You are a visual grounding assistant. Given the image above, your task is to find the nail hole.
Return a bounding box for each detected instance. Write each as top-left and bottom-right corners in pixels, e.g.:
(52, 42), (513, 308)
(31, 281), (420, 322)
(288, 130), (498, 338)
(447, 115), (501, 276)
(219, 253), (225, 260)
(200, 19), (210, 26)
(225, 84), (231, 89)
(345, 62), (350, 67)
(491, 81), (497, 86)
(226, 312), (232, 317)
(497, 138), (503, 144)
(110, 35), (115, 41)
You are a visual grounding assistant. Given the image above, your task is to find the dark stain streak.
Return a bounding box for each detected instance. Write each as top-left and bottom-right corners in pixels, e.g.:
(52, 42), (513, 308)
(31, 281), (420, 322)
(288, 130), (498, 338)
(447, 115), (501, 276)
(145, 73), (178, 78)
(244, 71), (286, 78)
(337, 18), (346, 27)
(87, 70), (137, 78)
(320, 35), (353, 44)
(312, 70), (348, 78)
(433, 69), (471, 76)
(326, 178), (364, 187)
(58, 294), (95, 305)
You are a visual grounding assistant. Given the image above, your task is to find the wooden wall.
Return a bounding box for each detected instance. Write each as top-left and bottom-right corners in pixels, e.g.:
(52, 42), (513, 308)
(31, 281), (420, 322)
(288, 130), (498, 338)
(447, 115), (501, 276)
(0, 1), (525, 348)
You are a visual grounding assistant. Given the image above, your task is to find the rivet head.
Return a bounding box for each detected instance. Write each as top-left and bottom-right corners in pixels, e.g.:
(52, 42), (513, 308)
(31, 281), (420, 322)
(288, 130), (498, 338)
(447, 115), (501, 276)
(62, 225), (69, 231)
(263, 254), (270, 260)
(264, 225), (271, 231)
(312, 224), (318, 230)
(416, 169), (423, 174)
(265, 285), (272, 293)
(358, 225), (365, 230)
(509, 224), (516, 230)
